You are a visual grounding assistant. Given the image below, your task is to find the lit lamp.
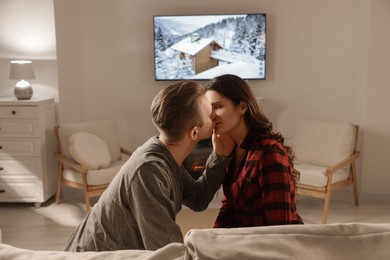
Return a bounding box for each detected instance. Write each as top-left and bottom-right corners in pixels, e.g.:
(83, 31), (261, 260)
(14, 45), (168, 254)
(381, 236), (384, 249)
(9, 60), (35, 100)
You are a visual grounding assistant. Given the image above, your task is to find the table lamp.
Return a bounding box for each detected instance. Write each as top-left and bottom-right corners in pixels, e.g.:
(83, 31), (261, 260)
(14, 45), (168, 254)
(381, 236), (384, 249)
(9, 60), (35, 100)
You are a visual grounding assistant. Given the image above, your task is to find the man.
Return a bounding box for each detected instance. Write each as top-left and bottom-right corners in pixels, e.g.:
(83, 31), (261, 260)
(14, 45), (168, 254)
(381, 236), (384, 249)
(64, 80), (234, 251)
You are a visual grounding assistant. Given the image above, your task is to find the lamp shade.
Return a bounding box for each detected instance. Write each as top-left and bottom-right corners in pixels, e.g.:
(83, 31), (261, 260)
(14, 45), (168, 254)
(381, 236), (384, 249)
(9, 60), (35, 80)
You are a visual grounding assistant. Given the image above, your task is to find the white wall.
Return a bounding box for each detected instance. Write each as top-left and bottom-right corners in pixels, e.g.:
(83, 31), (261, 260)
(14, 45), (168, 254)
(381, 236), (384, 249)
(0, 0), (59, 116)
(0, 0), (56, 59)
(1, 0), (388, 198)
(54, 0), (370, 139)
(362, 0), (390, 198)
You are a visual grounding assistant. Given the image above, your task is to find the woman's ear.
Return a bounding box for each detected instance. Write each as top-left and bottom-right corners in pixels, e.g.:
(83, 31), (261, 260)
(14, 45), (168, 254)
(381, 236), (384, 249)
(189, 126), (199, 141)
(240, 101), (248, 114)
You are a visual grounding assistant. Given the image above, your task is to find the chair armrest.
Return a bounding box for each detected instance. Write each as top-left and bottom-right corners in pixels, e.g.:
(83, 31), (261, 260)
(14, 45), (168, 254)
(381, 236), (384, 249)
(54, 152), (88, 173)
(120, 147), (133, 156)
(326, 151), (360, 175)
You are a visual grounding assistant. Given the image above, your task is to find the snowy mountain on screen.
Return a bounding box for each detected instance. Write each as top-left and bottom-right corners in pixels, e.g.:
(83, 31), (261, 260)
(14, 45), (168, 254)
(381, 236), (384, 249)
(153, 14), (266, 80)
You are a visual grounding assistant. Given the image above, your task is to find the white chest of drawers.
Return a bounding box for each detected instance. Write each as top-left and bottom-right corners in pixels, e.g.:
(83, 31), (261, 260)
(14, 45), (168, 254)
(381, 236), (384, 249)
(0, 97), (56, 207)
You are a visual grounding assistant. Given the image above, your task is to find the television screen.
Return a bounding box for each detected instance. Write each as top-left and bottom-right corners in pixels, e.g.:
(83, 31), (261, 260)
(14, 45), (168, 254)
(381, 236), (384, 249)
(153, 13), (266, 81)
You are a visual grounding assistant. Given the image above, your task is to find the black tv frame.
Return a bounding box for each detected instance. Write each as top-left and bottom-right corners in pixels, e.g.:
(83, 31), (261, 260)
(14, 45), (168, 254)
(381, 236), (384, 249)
(153, 13), (266, 81)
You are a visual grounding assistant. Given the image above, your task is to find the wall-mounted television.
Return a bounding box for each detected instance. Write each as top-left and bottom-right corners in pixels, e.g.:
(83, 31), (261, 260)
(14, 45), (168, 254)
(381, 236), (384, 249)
(153, 13), (266, 81)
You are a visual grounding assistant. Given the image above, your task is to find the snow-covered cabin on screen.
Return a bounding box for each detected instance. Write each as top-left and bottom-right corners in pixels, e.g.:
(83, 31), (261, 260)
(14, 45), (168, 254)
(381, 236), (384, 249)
(168, 34), (223, 74)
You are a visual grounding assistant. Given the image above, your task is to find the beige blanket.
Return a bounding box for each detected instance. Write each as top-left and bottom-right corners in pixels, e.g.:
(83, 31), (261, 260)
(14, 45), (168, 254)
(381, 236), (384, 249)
(0, 242), (188, 260)
(184, 223), (390, 260)
(1, 223), (390, 259)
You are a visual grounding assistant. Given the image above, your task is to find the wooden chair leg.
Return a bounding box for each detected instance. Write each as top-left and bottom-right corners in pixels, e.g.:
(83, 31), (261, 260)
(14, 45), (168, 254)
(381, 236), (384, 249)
(55, 163), (63, 204)
(82, 175), (91, 211)
(351, 162), (359, 206)
(84, 194), (91, 212)
(322, 191), (331, 224)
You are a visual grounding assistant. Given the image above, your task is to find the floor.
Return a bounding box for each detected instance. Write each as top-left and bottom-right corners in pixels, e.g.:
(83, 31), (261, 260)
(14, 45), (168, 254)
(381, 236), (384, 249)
(0, 186), (389, 251)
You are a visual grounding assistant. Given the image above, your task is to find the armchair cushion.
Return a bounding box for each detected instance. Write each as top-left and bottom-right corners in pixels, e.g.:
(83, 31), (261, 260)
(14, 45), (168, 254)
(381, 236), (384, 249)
(68, 132), (111, 170)
(58, 120), (121, 163)
(63, 158), (127, 185)
(295, 162), (349, 187)
(292, 120), (356, 166)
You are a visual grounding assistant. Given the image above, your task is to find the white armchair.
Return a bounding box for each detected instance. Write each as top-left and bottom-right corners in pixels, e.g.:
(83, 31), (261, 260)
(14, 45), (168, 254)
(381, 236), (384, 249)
(291, 119), (360, 224)
(54, 120), (132, 211)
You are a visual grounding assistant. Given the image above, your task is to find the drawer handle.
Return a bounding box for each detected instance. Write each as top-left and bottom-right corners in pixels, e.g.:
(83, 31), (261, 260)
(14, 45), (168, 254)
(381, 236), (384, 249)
(0, 167), (3, 171)
(0, 146), (2, 149)
(0, 189), (5, 193)
(11, 110), (16, 115)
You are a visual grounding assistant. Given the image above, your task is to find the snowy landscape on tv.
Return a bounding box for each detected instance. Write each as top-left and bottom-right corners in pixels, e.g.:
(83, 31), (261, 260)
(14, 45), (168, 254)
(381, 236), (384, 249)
(153, 14), (266, 80)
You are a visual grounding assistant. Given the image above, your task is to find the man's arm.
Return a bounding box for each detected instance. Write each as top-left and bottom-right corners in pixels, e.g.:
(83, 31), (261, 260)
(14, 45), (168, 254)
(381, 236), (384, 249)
(182, 133), (234, 211)
(182, 152), (231, 211)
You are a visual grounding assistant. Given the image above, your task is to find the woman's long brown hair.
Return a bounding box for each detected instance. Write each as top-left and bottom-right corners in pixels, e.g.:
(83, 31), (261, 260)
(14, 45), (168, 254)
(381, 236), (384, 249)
(206, 74), (300, 186)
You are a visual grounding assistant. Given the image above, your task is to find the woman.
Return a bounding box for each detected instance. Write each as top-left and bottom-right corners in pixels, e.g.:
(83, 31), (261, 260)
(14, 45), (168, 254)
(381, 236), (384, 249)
(206, 74), (303, 228)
